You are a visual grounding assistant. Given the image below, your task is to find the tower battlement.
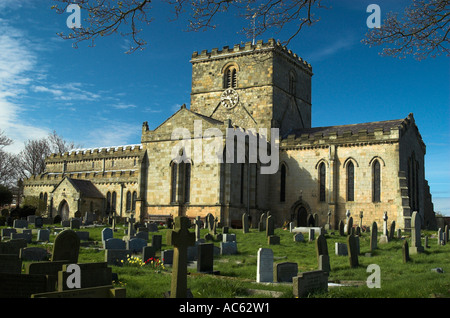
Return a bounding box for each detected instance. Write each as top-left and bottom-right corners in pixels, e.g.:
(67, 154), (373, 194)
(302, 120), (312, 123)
(191, 38), (312, 74)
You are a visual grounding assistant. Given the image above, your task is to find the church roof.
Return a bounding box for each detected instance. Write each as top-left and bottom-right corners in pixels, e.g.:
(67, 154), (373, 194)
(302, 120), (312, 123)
(286, 118), (405, 139)
(62, 177), (104, 199)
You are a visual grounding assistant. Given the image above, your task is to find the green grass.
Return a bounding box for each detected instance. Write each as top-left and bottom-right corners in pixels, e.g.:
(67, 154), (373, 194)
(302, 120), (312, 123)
(7, 223), (450, 298)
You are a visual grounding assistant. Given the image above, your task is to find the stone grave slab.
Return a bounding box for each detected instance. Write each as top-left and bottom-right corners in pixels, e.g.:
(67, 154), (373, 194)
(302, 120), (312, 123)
(274, 262), (298, 283)
(293, 270), (329, 298)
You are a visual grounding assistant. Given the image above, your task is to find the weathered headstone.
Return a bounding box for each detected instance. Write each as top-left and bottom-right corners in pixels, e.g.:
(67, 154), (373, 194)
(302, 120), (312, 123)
(266, 215), (274, 237)
(223, 233), (236, 242)
(308, 228), (315, 242)
(315, 234), (330, 272)
(58, 262), (112, 291)
(437, 228), (443, 245)
(258, 212), (266, 231)
(151, 234), (162, 251)
(161, 249), (174, 265)
(318, 255), (330, 273)
(347, 234), (359, 268)
(346, 217), (353, 236)
(409, 211), (424, 254)
(293, 233), (304, 242)
(142, 246), (156, 262)
(51, 229), (80, 263)
(104, 238), (126, 250)
(339, 220), (345, 236)
(166, 216), (195, 298)
(293, 270), (328, 298)
(127, 238), (148, 253)
(370, 222), (378, 251)
(402, 240), (410, 263)
(257, 248), (273, 283)
(268, 235), (280, 245)
(220, 241), (237, 255)
(37, 229), (50, 242)
(335, 242), (348, 256)
(324, 210), (332, 231)
(389, 221), (396, 240)
(20, 247), (48, 261)
(13, 219), (28, 229)
(105, 249), (131, 266)
(242, 213), (249, 233)
(274, 262), (298, 282)
(70, 218), (81, 229)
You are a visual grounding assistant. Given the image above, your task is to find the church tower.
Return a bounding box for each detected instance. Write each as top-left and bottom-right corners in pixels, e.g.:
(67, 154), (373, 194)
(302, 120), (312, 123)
(189, 39), (313, 138)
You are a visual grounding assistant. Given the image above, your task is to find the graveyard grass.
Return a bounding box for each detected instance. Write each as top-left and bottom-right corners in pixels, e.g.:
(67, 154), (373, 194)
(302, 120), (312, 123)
(10, 224), (450, 298)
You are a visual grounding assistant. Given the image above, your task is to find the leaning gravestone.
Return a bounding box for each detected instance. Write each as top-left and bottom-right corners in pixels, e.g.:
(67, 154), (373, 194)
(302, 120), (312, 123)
(315, 234), (330, 272)
(409, 211), (424, 254)
(242, 213), (249, 233)
(257, 248), (273, 283)
(51, 229), (80, 263)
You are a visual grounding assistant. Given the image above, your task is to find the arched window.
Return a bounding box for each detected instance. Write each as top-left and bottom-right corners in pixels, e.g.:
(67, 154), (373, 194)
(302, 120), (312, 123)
(372, 160), (381, 202)
(240, 163), (245, 204)
(224, 65), (238, 89)
(347, 161), (354, 201)
(184, 162), (191, 203)
(280, 163), (286, 202)
(106, 192), (111, 213)
(408, 153), (419, 211)
(171, 162), (177, 203)
(126, 191), (131, 212)
(132, 191), (137, 211)
(319, 162), (326, 202)
(111, 191), (117, 212)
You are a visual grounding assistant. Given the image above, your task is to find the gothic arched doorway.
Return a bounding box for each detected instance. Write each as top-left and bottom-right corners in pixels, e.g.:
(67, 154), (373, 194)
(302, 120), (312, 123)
(295, 206), (308, 227)
(58, 200), (70, 221)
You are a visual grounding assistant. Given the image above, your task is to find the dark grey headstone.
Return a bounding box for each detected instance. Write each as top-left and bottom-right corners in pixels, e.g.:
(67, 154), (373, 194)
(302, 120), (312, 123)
(51, 229), (80, 263)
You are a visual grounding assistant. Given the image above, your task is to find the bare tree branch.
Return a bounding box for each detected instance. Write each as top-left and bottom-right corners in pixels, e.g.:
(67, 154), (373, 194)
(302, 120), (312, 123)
(363, 0), (450, 60)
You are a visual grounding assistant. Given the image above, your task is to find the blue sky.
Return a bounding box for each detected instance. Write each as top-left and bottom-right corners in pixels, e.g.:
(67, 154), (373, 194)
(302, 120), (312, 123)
(0, 0), (449, 215)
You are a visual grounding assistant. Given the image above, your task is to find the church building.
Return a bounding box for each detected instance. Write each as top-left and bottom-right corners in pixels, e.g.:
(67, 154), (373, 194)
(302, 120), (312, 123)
(23, 39), (437, 231)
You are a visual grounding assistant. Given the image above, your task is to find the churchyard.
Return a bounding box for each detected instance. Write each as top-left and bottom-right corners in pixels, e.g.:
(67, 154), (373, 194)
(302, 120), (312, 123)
(0, 213), (449, 298)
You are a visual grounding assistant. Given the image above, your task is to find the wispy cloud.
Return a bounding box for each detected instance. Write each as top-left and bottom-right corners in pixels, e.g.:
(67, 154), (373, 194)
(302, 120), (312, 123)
(111, 103), (137, 110)
(307, 35), (356, 62)
(31, 82), (102, 102)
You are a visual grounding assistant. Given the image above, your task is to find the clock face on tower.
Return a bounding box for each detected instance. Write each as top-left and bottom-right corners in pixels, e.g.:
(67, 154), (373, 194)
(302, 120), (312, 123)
(220, 88), (239, 109)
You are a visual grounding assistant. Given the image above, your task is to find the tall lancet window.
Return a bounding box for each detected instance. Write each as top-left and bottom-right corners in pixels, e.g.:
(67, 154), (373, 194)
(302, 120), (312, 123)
(347, 161), (355, 201)
(372, 160), (381, 202)
(319, 162), (326, 202)
(280, 163), (286, 202)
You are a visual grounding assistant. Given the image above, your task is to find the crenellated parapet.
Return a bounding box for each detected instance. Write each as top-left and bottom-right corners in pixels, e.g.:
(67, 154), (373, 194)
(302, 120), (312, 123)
(280, 114), (423, 150)
(190, 38), (313, 75)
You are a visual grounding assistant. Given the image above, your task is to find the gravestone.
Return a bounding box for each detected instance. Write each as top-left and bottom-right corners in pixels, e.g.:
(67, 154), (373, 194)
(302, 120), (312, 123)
(335, 242), (348, 256)
(274, 262), (298, 282)
(409, 211), (424, 254)
(0, 239), (27, 255)
(293, 233), (304, 242)
(318, 255), (330, 273)
(220, 241), (237, 255)
(70, 218), (81, 229)
(34, 217), (43, 228)
(102, 228), (114, 243)
(315, 234), (330, 272)
(266, 215), (274, 237)
(346, 217), (353, 235)
(127, 238), (147, 253)
(293, 270), (328, 298)
(197, 243), (218, 274)
(268, 235), (280, 245)
(324, 211), (332, 231)
(151, 234), (162, 251)
(347, 234), (359, 268)
(257, 248), (273, 283)
(0, 273), (51, 298)
(339, 220), (345, 236)
(147, 222), (159, 232)
(370, 222), (378, 251)
(37, 229), (50, 242)
(104, 238), (126, 250)
(258, 212), (266, 232)
(437, 228), (443, 245)
(13, 219), (28, 229)
(389, 221), (396, 240)
(0, 254), (22, 274)
(205, 213), (214, 232)
(194, 216), (202, 241)
(127, 215), (136, 238)
(309, 228), (315, 242)
(58, 262), (112, 291)
(402, 240), (410, 263)
(20, 247), (48, 261)
(11, 232), (32, 243)
(166, 216), (195, 298)
(105, 249), (132, 266)
(1, 228), (16, 238)
(242, 213), (249, 233)
(75, 231), (89, 241)
(51, 229), (80, 263)
(161, 249), (174, 265)
(142, 246), (156, 262)
(223, 233), (236, 242)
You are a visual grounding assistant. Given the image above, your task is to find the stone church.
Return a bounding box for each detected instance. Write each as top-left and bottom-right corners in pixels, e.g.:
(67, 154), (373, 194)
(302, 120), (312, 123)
(23, 38), (437, 231)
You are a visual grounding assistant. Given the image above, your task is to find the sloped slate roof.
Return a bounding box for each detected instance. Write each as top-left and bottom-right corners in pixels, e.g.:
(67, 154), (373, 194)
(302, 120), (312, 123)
(66, 178), (104, 199)
(284, 118), (405, 139)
